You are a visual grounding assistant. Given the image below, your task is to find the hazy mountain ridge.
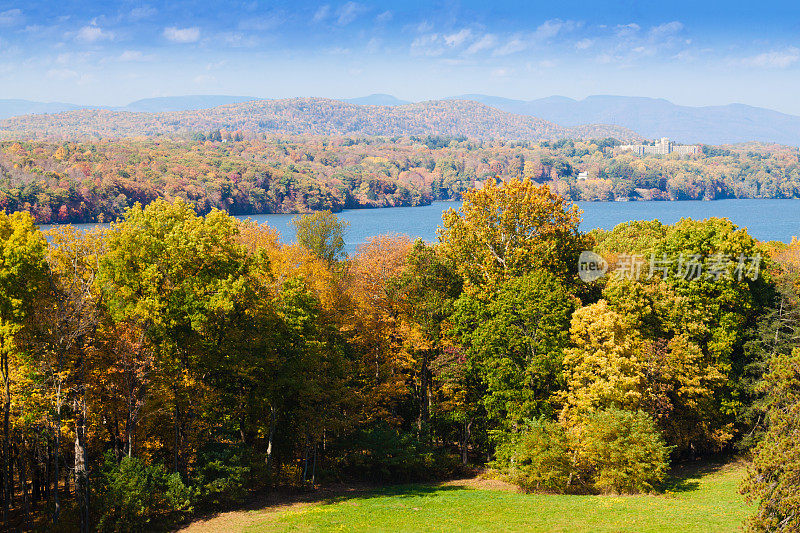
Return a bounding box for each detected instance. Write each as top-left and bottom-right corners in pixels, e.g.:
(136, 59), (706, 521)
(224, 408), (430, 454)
(121, 95), (263, 113)
(0, 97), (641, 141)
(4, 93), (798, 145)
(345, 94), (412, 106)
(0, 99), (88, 120)
(451, 94), (800, 145)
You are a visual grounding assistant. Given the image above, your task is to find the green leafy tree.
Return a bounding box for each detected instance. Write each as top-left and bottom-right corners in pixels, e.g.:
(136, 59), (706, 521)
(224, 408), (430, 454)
(454, 271), (576, 430)
(292, 210), (349, 264)
(741, 349), (800, 532)
(392, 240), (462, 436)
(98, 199), (248, 473)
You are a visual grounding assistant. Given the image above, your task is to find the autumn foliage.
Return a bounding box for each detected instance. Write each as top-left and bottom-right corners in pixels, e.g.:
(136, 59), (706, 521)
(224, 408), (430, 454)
(0, 177), (794, 529)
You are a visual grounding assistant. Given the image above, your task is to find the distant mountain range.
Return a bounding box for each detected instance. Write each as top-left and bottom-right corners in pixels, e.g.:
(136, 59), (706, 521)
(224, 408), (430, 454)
(0, 95), (262, 119)
(0, 99), (85, 119)
(121, 95), (259, 113)
(3, 92), (800, 145)
(445, 95), (800, 146)
(344, 94), (412, 106)
(0, 98), (640, 141)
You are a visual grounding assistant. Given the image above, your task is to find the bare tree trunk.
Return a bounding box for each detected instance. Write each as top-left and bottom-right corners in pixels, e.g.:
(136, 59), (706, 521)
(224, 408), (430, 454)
(173, 404), (180, 474)
(46, 439), (51, 505)
(75, 407), (88, 533)
(312, 444), (317, 485)
(2, 353), (11, 525)
(74, 351), (89, 533)
(53, 383), (62, 523)
(461, 418), (472, 465)
(18, 440), (29, 530)
(266, 407), (277, 474)
(63, 454), (70, 498)
(418, 351), (430, 438)
(302, 437), (309, 483)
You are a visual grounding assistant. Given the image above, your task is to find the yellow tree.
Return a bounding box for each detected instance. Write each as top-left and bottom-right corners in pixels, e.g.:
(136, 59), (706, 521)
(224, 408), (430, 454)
(439, 177), (589, 288)
(346, 235), (414, 425)
(32, 225), (103, 526)
(559, 300), (644, 425)
(0, 212), (48, 523)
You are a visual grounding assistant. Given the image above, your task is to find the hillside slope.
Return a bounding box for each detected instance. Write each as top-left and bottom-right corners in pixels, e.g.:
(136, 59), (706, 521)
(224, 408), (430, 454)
(0, 98), (641, 141)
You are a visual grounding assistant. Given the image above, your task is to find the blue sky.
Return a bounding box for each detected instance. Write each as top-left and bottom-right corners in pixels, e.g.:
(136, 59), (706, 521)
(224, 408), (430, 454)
(2, 1), (800, 113)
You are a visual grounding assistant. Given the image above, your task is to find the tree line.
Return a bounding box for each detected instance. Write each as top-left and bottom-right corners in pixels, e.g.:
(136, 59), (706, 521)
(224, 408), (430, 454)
(0, 177), (797, 530)
(3, 136), (800, 226)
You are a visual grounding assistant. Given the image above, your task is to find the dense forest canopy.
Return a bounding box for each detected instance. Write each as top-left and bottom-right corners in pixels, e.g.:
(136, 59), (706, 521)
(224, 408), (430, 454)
(2, 136), (800, 225)
(0, 98), (640, 141)
(0, 178), (798, 531)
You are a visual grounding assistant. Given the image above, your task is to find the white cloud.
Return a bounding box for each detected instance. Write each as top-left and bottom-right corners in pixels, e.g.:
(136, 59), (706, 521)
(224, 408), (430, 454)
(55, 52), (92, 65)
(47, 68), (79, 81)
(193, 74), (216, 84)
(76, 24), (114, 43)
(444, 29), (471, 47)
(327, 46), (350, 55)
(534, 19), (579, 41)
(494, 36), (526, 56)
(163, 26), (200, 43)
(0, 8), (23, 27)
(118, 50), (151, 61)
(376, 10), (392, 23)
(206, 60), (227, 70)
(416, 21), (433, 33)
(740, 48), (800, 69)
(596, 53), (615, 64)
(239, 15), (281, 31)
(129, 6), (157, 21)
(313, 5), (329, 22)
(649, 21), (683, 39)
(337, 2), (363, 25)
(615, 23), (640, 37)
(490, 67), (511, 78)
(411, 33), (444, 57)
(575, 38), (593, 50)
(465, 34), (496, 55)
(219, 32), (258, 47)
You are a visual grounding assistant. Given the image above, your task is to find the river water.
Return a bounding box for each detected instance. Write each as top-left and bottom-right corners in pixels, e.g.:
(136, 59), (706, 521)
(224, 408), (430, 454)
(42, 199), (800, 254)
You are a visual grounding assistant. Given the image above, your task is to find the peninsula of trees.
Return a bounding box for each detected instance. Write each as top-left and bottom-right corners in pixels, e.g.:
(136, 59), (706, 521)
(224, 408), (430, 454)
(2, 136), (800, 224)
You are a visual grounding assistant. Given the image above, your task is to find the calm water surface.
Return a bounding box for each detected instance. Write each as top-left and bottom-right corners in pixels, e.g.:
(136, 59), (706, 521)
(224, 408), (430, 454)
(246, 199), (800, 253)
(44, 199), (800, 254)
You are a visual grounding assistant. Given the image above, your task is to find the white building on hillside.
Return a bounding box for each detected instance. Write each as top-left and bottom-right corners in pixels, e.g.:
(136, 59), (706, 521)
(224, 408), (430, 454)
(617, 138), (699, 156)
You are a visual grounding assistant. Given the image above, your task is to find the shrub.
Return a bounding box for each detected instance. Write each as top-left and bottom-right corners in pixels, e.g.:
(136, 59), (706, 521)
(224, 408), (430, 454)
(338, 423), (461, 482)
(495, 411), (670, 495)
(97, 454), (191, 533)
(192, 444), (252, 509)
(578, 409), (670, 494)
(492, 419), (576, 493)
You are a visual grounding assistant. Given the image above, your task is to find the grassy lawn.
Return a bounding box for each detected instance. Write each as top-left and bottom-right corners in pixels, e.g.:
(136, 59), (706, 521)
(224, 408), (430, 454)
(246, 461), (752, 533)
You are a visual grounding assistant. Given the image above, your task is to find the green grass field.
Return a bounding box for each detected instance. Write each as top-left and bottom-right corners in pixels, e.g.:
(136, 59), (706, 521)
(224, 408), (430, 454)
(246, 461), (752, 533)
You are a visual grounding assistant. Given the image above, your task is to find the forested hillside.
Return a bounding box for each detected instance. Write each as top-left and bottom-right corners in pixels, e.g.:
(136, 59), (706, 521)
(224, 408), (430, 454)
(0, 98), (640, 141)
(2, 136), (800, 224)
